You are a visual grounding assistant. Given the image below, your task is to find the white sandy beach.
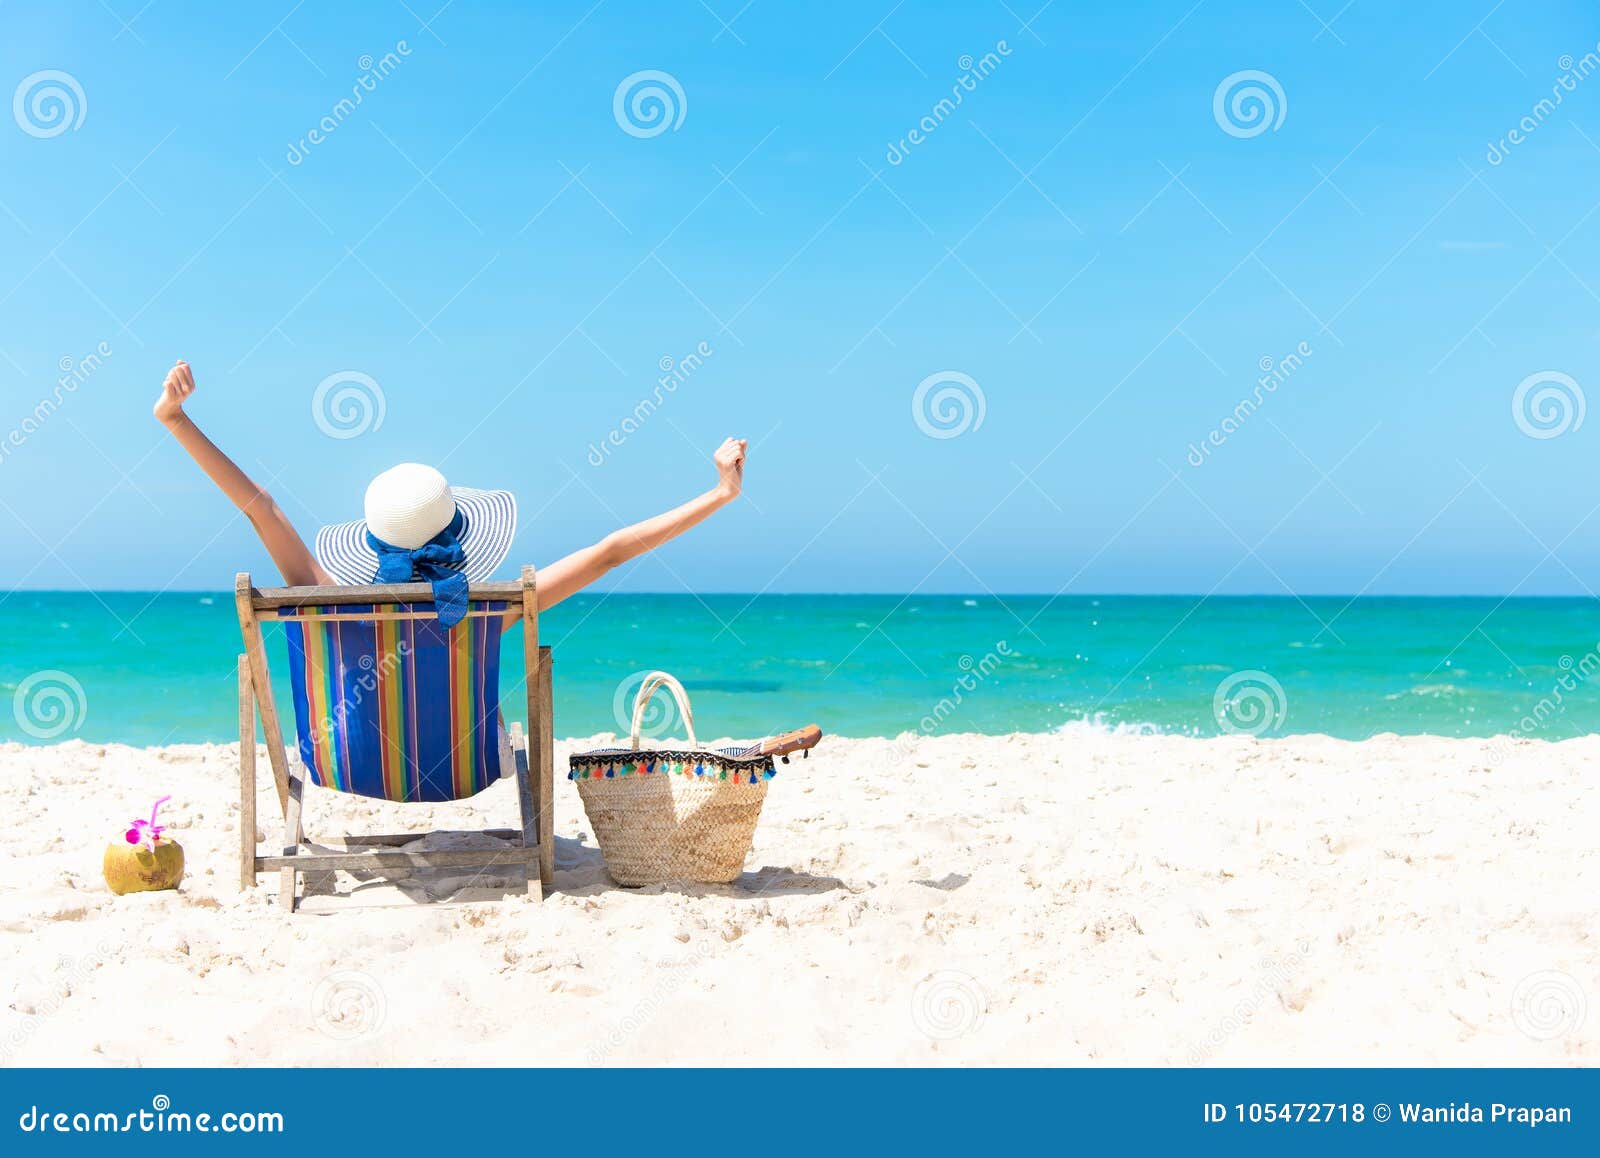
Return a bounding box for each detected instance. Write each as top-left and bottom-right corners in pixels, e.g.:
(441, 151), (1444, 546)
(0, 731), (1594, 1066)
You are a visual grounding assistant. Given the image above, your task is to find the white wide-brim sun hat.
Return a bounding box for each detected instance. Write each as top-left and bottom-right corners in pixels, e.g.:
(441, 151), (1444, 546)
(314, 463), (518, 586)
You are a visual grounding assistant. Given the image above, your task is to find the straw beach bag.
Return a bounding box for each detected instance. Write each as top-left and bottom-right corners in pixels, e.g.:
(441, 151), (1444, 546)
(569, 673), (780, 886)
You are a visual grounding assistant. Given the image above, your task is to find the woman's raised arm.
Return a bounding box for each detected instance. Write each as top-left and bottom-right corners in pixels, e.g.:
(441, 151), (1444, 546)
(508, 436), (747, 628)
(153, 360), (331, 588)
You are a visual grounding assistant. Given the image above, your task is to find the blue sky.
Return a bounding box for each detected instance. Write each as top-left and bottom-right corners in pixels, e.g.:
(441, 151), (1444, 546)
(3, 0), (1600, 595)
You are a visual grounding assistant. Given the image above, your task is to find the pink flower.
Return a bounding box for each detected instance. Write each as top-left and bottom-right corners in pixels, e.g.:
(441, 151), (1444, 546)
(126, 796), (172, 853)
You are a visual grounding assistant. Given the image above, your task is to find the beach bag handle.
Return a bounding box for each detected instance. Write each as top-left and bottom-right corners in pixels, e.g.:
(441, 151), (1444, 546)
(630, 671), (699, 750)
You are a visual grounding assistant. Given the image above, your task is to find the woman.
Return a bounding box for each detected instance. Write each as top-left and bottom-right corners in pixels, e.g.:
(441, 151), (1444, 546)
(153, 359), (745, 622)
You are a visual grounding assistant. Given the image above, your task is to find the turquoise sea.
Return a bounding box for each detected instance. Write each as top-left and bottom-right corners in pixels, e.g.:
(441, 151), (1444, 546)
(2, 592), (1599, 745)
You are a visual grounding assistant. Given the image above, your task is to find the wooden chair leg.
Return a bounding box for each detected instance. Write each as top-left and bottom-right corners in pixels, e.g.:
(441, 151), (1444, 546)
(512, 733), (542, 901)
(535, 651), (555, 889)
(280, 761), (305, 913)
(238, 657), (258, 893)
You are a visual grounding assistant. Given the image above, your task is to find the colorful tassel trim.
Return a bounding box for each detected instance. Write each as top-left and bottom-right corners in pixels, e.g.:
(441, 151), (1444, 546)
(569, 758), (777, 782)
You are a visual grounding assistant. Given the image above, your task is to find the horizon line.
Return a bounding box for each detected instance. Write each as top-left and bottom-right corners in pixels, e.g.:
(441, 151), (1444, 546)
(4, 589), (1599, 600)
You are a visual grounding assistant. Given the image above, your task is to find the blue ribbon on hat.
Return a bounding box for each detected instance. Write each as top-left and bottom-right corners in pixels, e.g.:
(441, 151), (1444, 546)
(367, 509), (470, 627)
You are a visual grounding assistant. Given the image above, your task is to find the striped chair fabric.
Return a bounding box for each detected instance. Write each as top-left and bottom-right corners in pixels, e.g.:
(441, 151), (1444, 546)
(277, 602), (508, 803)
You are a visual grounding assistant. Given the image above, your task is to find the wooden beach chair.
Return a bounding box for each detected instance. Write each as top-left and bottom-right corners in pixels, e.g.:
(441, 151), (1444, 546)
(234, 565), (554, 912)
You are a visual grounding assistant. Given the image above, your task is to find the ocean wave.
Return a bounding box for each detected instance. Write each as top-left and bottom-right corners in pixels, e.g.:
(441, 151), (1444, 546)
(1054, 713), (1170, 737)
(1385, 683), (1465, 700)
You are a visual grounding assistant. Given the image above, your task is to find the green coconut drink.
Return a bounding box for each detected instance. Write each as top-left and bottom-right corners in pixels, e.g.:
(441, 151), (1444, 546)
(104, 795), (183, 895)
